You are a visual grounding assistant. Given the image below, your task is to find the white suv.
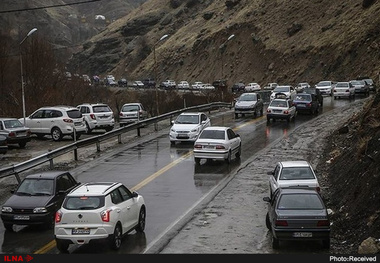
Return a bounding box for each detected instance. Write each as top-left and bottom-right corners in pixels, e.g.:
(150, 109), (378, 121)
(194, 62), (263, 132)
(77, 103), (115, 134)
(54, 182), (146, 253)
(19, 106), (86, 141)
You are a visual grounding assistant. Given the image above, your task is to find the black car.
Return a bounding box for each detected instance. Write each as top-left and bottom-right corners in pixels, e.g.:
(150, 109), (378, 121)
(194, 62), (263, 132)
(263, 187), (331, 249)
(142, 78), (156, 88)
(0, 134), (8, 154)
(212, 79), (227, 90)
(0, 171), (80, 231)
(292, 93), (320, 114)
(118, 78), (128, 87)
(303, 87), (323, 106)
(231, 82), (245, 93)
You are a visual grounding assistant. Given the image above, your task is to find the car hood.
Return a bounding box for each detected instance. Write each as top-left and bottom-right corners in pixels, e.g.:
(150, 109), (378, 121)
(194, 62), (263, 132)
(172, 123), (200, 131)
(235, 101), (257, 107)
(3, 194), (51, 208)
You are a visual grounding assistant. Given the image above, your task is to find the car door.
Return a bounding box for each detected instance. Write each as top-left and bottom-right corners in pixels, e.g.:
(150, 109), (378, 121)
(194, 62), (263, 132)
(118, 185), (140, 231)
(269, 164), (281, 196)
(226, 128), (240, 154)
(200, 113), (211, 130)
(25, 109), (45, 134)
(287, 100), (296, 117)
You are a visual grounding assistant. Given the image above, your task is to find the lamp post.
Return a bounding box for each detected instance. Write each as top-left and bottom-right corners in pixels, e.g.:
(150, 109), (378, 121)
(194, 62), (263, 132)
(20, 28), (37, 124)
(153, 34), (169, 117)
(219, 34), (235, 79)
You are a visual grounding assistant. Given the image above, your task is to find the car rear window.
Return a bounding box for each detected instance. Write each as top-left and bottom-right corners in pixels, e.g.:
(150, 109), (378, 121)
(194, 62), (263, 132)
(199, 130), (225, 140)
(295, 94), (311, 101)
(280, 167), (315, 180)
(277, 193), (324, 210)
(122, 105), (139, 112)
(93, 105), (111, 113)
(64, 196), (104, 210)
(67, 109), (83, 118)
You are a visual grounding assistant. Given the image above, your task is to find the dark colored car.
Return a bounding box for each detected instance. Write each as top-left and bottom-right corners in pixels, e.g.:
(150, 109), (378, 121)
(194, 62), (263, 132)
(118, 78), (128, 87)
(0, 134), (8, 154)
(0, 118), (31, 148)
(292, 93), (320, 114)
(303, 87), (323, 106)
(231, 82), (245, 93)
(357, 77), (376, 92)
(142, 78), (156, 88)
(0, 171), (80, 231)
(263, 187), (331, 249)
(350, 80), (370, 96)
(212, 79), (227, 90)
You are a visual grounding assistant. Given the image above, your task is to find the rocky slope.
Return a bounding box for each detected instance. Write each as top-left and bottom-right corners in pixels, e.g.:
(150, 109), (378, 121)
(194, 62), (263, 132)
(67, 0), (380, 88)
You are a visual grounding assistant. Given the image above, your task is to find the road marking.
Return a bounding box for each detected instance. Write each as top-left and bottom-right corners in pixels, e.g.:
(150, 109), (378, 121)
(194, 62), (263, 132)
(34, 240), (56, 254)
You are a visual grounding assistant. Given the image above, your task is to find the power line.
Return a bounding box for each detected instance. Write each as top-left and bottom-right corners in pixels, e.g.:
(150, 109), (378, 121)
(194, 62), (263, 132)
(0, 0), (102, 14)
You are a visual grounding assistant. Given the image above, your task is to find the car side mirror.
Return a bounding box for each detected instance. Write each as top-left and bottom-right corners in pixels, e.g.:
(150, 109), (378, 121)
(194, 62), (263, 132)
(132, 191), (138, 198)
(171, 120), (175, 126)
(267, 171), (274, 176)
(263, 197), (271, 202)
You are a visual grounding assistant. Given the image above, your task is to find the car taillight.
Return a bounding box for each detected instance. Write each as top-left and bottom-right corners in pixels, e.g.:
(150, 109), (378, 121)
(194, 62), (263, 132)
(316, 186), (321, 192)
(194, 144), (202, 149)
(101, 209), (111, 222)
(267, 109), (271, 113)
(284, 110), (289, 114)
(215, 145), (226, 149)
(9, 132), (16, 137)
(55, 211), (62, 223)
(317, 220), (330, 227)
(119, 112), (123, 116)
(275, 220), (288, 226)
(306, 103), (311, 107)
(90, 113), (96, 120)
(63, 118), (73, 123)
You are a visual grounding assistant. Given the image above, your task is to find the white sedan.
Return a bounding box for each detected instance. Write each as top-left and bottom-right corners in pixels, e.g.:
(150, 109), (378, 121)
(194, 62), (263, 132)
(245, 82), (261, 91)
(193, 126), (241, 164)
(266, 160), (321, 198)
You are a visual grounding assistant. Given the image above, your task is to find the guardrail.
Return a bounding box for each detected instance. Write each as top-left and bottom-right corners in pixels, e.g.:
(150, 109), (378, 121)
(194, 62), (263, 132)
(0, 102), (232, 183)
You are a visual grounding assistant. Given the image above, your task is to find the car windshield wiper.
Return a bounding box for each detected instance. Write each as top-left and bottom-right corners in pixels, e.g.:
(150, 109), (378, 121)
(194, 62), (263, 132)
(16, 192), (32, 196)
(33, 192), (51, 196)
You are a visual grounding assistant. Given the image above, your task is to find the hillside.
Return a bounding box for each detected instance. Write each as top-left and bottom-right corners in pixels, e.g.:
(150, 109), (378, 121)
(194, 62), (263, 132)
(67, 0), (380, 88)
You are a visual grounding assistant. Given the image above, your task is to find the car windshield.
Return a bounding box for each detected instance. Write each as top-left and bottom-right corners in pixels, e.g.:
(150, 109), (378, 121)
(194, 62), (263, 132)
(295, 94), (311, 101)
(64, 196), (104, 210)
(16, 178), (54, 196)
(317, 81), (331, 86)
(122, 105), (139, 112)
(4, 119), (24, 128)
(277, 193), (324, 210)
(274, 86), (290, 92)
(199, 130), (225, 140)
(239, 94), (257, 101)
(350, 80), (364, 85)
(279, 167), (315, 180)
(175, 114), (200, 124)
(270, 100), (288, 108)
(93, 106), (111, 112)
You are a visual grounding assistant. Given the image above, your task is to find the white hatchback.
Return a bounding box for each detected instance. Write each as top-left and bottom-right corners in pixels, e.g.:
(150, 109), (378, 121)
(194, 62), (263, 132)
(169, 112), (211, 145)
(54, 182), (146, 253)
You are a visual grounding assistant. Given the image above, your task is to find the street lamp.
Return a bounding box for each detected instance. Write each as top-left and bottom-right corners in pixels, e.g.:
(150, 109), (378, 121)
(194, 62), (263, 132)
(20, 28), (37, 124)
(219, 34), (235, 78)
(153, 34), (169, 117)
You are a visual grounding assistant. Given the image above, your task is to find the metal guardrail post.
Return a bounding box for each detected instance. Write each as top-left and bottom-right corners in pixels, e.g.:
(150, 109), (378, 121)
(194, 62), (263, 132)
(74, 149), (78, 161)
(15, 172), (21, 184)
(96, 141), (100, 152)
(118, 134), (122, 144)
(137, 127), (141, 137)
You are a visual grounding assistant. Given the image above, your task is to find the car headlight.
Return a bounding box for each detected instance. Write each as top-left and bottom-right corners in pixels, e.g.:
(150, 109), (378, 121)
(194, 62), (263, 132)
(33, 207), (48, 213)
(1, 207), (13, 213)
(191, 128), (198, 133)
(170, 128), (176, 132)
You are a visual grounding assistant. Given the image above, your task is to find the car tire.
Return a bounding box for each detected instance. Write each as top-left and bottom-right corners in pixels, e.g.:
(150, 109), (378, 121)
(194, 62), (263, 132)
(194, 157), (201, 165)
(235, 144), (241, 159)
(225, 151), (232, 164)
(4, 223), (13, 231)
(71, 133), (81, 140)
(322, 239), (330, 249)
(260, 107), (264, 116)
(235, 113), (239, 119)
(56, 239), (70, 253)
(85, 122), (92, 134)
(265, 213), (271, 230)
(105, 127), (113, 132)
(37, 134), (45, 139)
(135, 207), (146, 233)
(19, 142), (27, 148)
(109, 224), (122, 250)
(272, 235), (280, 249)
(170, 141), (175, 146)
(51, 127), (63, 141)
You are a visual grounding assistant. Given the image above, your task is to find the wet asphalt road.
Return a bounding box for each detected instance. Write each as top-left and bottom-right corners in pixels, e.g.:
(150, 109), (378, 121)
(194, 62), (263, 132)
(0, 95), (370, 254)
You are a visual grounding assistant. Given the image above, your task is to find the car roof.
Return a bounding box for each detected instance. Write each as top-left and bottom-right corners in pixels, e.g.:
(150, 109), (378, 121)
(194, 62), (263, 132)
(37, 105), (78, 111)
(78, 103), (109, 106)
(0, 117), (20, 121)
(25, 171), (70, 180)
(69, 182), (121, 196)
(203, 126), (228, 131)
(179, 112), (204, 116)
(279, 160), (311, 168)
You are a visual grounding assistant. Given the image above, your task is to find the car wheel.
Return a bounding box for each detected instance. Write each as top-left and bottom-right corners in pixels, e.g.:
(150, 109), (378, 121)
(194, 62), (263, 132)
(36, 134), (45, 139)
(225, 151), (232, 164)
(85, 122), (92, 134)
(135, 207), (146, 233)
(56, 239), (70, 253)
(170, 141), (175, 146)
(4, 223), (13, 231)
(334, 96), (337, 100)
(72, 133), (81, 140)
(260, 107), (264, 116)
(105, 127), (113, 132)
(235, 113), (239, 119)
(272, 235), (280, 249)
(51, 127), (63, 141)
(235, 144), (241, 159)
(18, 142), (27, 148)
(194, 157), (201, 165)
(266, 117), (270, 123)
(109, 224), (123, 250)
(265, 213), (271, 230)
(322, 239), (330, 249)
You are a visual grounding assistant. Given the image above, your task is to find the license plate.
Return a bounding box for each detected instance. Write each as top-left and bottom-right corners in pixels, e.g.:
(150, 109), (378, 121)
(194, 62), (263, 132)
(74, 122), (82, 126)
(72, 228), (90, 235)
(14, 215), (30, 220)
(297, 104), (306, 107)
(177, 135), (188, 138)
(204, 145), (215, 149)
(293, 232), (312, 238)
